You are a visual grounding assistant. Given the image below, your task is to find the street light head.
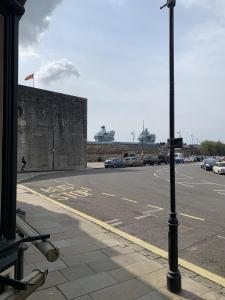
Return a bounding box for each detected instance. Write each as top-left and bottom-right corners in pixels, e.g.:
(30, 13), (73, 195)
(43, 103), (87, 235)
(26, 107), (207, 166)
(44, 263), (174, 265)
(167, 0), (176, 8)
(160, 0), (176, 9)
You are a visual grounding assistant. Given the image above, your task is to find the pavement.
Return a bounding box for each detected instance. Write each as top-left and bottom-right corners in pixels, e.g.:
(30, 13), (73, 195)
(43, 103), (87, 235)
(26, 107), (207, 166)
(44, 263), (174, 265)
(87, 162), (105, 169)
(17, 185), (225, 300)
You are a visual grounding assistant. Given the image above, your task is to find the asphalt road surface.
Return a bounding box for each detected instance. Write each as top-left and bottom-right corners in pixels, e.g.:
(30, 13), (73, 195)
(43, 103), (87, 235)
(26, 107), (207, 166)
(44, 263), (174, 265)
(18, 163), (225, 277)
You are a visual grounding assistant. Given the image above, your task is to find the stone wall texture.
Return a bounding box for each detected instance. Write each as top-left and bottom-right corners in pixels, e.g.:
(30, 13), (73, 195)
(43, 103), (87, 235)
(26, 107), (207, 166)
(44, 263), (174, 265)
(17, 85), (87, 172)
(87, 143), (162, 162)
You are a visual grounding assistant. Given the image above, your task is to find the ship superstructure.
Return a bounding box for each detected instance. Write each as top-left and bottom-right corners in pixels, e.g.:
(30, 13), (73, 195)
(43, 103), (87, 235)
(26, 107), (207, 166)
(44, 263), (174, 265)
(94, 125), (115, 143)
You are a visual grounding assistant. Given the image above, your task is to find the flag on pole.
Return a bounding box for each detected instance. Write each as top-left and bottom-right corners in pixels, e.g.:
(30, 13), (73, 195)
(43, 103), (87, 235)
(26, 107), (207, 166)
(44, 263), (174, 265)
(24, 73), (34, 81)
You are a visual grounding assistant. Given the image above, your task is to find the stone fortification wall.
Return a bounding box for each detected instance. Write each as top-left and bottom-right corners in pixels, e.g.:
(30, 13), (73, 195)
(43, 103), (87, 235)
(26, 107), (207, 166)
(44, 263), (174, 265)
(87, 142), (164, 162)
(17, 85), (87, 171)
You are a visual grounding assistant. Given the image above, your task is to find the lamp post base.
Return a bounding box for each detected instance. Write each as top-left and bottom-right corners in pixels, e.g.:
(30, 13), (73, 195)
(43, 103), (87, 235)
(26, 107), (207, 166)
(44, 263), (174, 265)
(167, 270), (181, 293)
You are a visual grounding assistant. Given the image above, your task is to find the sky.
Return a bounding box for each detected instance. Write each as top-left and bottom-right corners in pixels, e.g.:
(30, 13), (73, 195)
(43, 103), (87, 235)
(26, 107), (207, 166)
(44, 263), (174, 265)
(18, 0), (225, 144)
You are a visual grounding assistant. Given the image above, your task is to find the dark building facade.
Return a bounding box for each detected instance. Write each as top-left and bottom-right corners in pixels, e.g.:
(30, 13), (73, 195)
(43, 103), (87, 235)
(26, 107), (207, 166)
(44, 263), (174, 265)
(17, 85), (87, 171)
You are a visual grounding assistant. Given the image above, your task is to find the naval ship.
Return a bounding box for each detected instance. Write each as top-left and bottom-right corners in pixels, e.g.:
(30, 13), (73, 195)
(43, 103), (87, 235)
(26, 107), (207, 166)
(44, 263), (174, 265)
(94, 125), (115, 143)
(138, 128), (156, 144)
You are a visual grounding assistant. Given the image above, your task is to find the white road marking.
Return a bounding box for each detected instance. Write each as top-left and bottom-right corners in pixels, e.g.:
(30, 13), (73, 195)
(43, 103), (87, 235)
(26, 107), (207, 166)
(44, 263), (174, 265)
(122, 198), (137, 203)
(106, 219), (120, 224)
(146, 204), (164, 210)
(135, 214), (158, 220)
(179, 174), (193, 179)
(110, 221), (123, 226)
(165, 179), (194, 188)
(180, 213), (205, 221)
(101, 193), (115, 197)
(213, 189), (225, 192)
(201, 180), (225, 187)
(217, 192), (225, 196)
(217, 235), (225, 240)
(175, 182), (194, 188)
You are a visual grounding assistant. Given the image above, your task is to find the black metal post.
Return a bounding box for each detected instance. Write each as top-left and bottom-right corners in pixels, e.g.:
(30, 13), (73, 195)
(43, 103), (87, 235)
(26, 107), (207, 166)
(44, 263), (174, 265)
(161, 0), (181, 293)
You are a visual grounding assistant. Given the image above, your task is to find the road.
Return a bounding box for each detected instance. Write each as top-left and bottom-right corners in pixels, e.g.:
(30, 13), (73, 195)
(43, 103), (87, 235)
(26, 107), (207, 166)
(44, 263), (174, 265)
(17, 163), (225, 277)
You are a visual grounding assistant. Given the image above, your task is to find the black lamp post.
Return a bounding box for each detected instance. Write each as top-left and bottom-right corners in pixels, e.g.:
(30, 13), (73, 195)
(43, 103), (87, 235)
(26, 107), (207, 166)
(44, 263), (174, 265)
(160, 0), (182, 293)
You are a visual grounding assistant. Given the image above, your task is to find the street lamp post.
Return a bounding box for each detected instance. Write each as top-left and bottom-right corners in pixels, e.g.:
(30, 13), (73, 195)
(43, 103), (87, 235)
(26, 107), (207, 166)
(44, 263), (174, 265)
(160, 0), (182, 293)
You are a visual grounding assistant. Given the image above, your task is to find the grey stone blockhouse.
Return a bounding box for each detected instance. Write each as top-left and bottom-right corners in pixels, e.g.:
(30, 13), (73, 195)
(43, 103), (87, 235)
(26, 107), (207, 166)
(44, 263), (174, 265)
(17, 85), (87, 171)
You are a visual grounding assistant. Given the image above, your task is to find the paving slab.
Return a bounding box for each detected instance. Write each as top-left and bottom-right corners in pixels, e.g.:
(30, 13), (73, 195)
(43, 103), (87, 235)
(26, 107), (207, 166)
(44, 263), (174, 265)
(90, 277), (154, 300)
(58, 272), (117, 299)
(27, 287), (66, 300)
(60, 264), (95, 281)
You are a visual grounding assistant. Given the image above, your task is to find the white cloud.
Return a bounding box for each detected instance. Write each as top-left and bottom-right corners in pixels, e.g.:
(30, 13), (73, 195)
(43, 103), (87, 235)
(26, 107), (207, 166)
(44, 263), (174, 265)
(36, 59), (80, 84)
(19, 46), (40, 60)
(19, 0), (63, 46)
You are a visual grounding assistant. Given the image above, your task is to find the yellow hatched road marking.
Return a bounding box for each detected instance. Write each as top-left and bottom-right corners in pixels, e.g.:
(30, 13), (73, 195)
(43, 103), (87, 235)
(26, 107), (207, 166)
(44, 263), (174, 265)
(18, 184), (225, 288)
(180, 213), (205, 221)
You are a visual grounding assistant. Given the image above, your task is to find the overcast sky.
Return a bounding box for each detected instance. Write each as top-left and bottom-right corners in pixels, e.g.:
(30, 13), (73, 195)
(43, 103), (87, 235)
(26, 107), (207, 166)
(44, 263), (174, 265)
(19, 0), (225, 144)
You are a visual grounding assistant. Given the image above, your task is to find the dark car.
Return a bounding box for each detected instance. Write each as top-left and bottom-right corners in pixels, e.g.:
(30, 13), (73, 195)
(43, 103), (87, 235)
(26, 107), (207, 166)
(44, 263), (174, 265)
(157, 153), (170, 165)
(104, 158), (124, 168)
(203, 158), (217, 171)
(143, 155), (158, 166)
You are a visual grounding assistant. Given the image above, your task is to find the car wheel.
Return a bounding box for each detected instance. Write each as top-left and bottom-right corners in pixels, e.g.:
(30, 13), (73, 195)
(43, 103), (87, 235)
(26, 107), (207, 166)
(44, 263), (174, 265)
(114, 165), (117, 168)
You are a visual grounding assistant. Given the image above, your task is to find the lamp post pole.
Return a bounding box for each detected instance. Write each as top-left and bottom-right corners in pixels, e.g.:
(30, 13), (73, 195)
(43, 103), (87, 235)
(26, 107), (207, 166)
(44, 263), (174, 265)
(160, 0), (181, 293)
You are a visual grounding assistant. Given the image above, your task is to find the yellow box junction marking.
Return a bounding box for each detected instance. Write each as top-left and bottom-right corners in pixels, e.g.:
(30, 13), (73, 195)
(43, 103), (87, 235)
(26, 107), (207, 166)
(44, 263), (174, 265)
(180, 213), (205, 221)
(19, 184), (225, 288)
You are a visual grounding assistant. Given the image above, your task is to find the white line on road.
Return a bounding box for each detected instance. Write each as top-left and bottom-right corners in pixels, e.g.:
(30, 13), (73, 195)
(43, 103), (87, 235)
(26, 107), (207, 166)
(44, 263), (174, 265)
(135, 214), (158, 220)
(101, 193), (115, 197)
(201, 180), (225, 187)
(142, 210), (160, 214)
(213, 189), (225, 192)
(175, 182), (194, 188)
(110, 221), (123, 227)
(106, 219), (120, 224)
(165, 180), (194, 188)
(146, 204), (164, 210)
(180, 213), (205, 221)
(217, 235), (225, 240)
(179, 174), (193, 179)
(122, 198), (137, 203)
(217, 192), (225, 196)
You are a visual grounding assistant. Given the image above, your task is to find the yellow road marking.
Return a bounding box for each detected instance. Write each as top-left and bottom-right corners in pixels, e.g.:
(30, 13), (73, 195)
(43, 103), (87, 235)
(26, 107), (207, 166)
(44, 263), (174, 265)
(180, 213), (205, 221)
(146, 204), (164, 210)
(122, 198), (137, 203)
(18, 184), (225, 288)
(101, 193), (115, 197)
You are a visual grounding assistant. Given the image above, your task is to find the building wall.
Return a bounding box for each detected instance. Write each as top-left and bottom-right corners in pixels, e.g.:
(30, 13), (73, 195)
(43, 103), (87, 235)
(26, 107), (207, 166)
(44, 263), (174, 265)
(17, 85), (87, 171)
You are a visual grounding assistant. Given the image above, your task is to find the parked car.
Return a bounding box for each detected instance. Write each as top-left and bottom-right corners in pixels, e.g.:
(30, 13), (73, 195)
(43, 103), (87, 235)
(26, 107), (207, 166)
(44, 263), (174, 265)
(200, 159), (206, 168)
(104, 158), (125, 168)
(203, 158), (217, 171)
(175, 152), (184, 163)
(157, 153), (170, 165)
(213, 162), (225, 175)
(124, 157), (143, 167)
(143, 155), (158, 166)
